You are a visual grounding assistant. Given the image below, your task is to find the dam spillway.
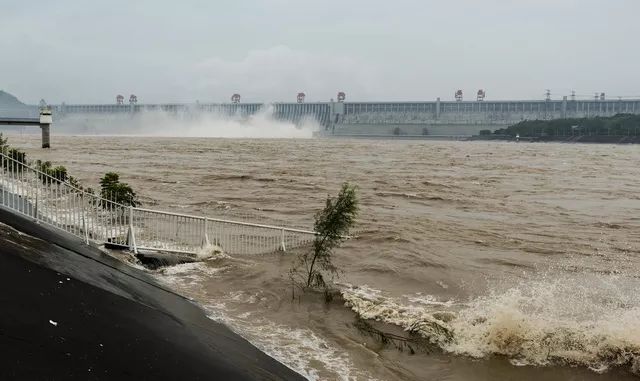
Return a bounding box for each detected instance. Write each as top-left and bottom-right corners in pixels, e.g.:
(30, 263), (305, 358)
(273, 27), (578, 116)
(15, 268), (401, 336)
(49, 98), (640, 137)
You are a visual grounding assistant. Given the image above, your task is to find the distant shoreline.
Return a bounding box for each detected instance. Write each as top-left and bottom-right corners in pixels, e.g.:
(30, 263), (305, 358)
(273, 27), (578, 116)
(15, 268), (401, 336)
(474, 114), (640, 144)
(468, 135), (640, 144)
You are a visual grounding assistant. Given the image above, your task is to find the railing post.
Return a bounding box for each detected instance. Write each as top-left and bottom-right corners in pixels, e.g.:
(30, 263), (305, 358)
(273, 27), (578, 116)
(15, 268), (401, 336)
(1, 151), (4, 206)
(202, 217), (210, 247)
(82, 194), (89, 245)
(280, 228), (286, 252)
(127, 206), (138, 254)
(34, 181), (39, 223)
(95, 196), (100, 241)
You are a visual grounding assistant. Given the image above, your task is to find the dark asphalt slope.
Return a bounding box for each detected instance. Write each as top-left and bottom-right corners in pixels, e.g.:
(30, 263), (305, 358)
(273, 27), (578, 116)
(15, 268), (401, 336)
(0, 207), (305, 380)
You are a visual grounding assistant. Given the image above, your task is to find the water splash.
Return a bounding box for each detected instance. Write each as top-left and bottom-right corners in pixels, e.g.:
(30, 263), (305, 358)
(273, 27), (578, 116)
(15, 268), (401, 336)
(341, 272), (640, 375)
(155, 263), (376, 381)
(196, 244), (226, 260)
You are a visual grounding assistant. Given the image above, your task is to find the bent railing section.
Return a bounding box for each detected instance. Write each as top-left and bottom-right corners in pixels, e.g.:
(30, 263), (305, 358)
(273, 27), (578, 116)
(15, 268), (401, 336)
(0, 151), (316, 256)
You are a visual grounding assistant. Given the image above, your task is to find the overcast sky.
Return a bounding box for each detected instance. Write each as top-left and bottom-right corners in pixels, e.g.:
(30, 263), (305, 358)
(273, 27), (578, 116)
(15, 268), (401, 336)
(1, 0), (639, 104)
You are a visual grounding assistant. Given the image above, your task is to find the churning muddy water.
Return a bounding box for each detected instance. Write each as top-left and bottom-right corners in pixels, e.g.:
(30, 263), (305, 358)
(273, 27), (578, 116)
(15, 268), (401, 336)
(9, 133), (640, 380)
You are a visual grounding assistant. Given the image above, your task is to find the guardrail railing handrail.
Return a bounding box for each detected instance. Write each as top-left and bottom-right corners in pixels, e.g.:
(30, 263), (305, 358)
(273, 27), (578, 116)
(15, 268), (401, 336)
(0, 148), (113, 202)
(0, 150), (317, 256)
(132, 206), (317, 234)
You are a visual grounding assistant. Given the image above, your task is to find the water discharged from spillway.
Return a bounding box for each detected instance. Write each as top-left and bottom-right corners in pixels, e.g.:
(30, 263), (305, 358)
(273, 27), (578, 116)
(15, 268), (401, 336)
(9, 134), (640, 380)
(51, 106), (319, 138)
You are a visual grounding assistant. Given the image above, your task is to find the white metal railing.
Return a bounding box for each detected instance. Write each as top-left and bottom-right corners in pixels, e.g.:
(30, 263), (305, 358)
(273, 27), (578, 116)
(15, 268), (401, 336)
(0, 150), (317, 256)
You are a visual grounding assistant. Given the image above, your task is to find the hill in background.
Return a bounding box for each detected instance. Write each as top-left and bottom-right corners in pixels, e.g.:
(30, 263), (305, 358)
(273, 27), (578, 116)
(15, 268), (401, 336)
(0, 90), (26, 107)
(0, 90), (38, 119)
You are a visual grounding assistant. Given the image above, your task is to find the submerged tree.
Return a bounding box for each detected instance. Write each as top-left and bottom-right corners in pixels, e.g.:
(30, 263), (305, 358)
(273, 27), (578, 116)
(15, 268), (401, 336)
(290, 183), (358, 299)
(99, 172), (139, 207)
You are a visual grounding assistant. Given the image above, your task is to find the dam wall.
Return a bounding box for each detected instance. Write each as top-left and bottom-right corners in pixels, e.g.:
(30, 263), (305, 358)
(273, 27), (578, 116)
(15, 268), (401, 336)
(51, 102), (331, 127)
(333, 99), (640, 136)
(49, 98), (640, 136)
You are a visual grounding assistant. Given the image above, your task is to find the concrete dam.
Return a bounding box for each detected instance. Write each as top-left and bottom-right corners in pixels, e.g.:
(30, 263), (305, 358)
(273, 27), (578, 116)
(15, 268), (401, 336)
(49, 97), (640, 137)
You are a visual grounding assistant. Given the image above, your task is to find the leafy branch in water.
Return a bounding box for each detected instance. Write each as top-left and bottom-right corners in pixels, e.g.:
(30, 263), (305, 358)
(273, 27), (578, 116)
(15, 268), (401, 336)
(354, 318), (419, 354)
(353, 316), (452, 355)
(290, 183), (358, 300)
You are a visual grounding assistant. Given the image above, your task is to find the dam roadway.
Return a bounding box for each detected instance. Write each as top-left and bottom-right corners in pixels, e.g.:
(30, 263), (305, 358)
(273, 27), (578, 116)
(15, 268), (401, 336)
(48, 97), (640, 137)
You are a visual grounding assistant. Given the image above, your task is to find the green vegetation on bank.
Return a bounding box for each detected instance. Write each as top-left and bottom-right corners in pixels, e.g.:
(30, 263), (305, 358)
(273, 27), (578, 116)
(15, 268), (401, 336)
(35, 160), (87, 193)
(0, 133), (139, 206)
(0, 133), (27, 173)
(36, 160), (70, 183)
(290, 183), (359, 301)
(493, 113), (640, 137)
(99, 172), (139, 207)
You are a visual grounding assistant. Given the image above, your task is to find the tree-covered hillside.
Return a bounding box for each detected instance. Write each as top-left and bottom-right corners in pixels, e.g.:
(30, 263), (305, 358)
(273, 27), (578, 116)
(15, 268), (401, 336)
(493, 114), (640, 137)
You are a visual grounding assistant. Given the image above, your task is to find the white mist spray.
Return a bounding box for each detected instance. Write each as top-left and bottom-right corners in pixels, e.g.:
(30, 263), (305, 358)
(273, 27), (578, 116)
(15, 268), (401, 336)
(55, 105), (318, 138)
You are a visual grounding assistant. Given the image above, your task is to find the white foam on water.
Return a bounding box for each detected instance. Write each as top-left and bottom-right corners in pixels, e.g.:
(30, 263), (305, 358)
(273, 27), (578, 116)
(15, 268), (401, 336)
(153, 250), (640, 376)
(341, 273), (640, 375)
(443, 274), (640, 372)
(155, 265), (376, 380)
(201, 295), (376, 381)
(155, 261), (230, 291)
(236, 319), (358, 381)
(195, 244), (226, 260)
(406, 292), (455, 307)
(341, 284), (455, 346)
(158, 261), (226, 278)
(227, 290), (263, 304)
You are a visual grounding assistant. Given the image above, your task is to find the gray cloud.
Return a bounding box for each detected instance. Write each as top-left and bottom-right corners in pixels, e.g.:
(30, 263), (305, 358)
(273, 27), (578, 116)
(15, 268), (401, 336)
(191, 46), (382, 103)
(1, 0), (638, 104)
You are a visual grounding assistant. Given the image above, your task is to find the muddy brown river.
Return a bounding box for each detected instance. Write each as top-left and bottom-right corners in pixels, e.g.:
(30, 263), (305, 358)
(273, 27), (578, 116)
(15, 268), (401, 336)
(7, 132), (640, 380)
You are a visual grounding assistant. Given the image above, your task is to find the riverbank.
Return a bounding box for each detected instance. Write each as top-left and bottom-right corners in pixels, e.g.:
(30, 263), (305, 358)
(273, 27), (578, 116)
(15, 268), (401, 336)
(468, 134), (640, 143)
(0, 206), (304, 380)
(470, 114), (640, 143)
